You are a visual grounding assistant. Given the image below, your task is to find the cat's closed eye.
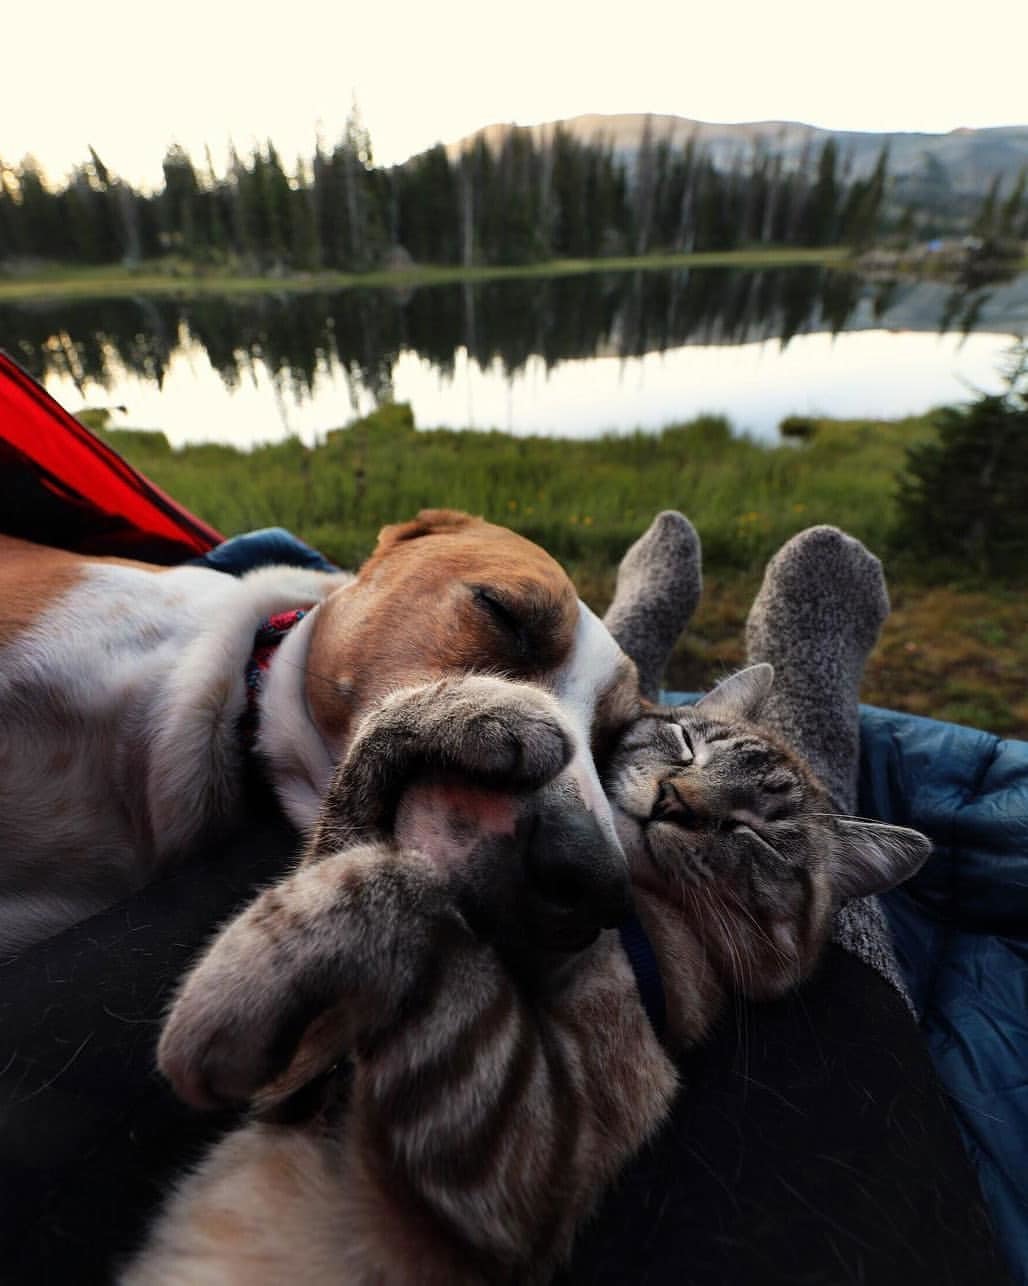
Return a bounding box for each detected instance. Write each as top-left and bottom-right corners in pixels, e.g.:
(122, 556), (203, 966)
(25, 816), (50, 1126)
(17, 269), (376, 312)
(614, 716), (684, 758)
(665, 722), (694, 764)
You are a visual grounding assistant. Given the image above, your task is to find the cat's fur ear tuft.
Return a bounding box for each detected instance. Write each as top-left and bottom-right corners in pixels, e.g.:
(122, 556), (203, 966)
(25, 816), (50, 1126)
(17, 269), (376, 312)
(695, 663), (774, 722)
(830, 818), (932, 900)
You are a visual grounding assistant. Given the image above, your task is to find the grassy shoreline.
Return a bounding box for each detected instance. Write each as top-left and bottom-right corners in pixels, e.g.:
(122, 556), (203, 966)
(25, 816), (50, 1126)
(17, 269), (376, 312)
(91, 405), (1027, 738)
(0, 247), (852, 303)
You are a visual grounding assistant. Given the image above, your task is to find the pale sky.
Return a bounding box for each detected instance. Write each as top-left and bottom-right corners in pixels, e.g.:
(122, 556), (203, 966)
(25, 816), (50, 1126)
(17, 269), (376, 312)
(3, 0), (1026, 188)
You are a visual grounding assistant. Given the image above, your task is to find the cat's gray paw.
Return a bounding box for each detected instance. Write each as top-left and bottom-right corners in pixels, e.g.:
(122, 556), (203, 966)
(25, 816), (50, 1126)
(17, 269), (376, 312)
(158, 846), (441, 1110)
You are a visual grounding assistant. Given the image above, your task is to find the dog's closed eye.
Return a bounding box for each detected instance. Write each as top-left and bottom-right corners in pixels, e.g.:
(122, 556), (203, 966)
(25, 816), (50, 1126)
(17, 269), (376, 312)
(471, 586), (529, 655)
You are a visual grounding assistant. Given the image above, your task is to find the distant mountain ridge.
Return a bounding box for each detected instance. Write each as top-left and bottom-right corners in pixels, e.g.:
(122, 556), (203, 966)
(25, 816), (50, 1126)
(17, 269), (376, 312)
(446, 113), (1028, 197)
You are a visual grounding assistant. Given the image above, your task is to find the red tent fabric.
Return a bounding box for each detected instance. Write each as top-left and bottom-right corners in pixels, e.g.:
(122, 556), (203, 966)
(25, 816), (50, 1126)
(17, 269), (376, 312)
(0, 351), (222, 563)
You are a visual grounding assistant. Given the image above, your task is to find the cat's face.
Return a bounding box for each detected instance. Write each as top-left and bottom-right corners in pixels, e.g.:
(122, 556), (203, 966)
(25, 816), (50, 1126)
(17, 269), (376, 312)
(605, 665), (931, 999)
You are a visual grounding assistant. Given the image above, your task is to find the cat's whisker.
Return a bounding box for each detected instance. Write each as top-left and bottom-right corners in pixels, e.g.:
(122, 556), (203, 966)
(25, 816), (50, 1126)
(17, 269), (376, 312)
(807, 811), (879, 824)
(700, 883), (753, 1068)
(720, 884), (793, 967)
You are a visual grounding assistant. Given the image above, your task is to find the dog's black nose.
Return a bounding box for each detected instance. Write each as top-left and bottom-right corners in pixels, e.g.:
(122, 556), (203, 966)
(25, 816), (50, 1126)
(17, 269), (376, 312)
(455, 782), (632, 959)
(521, 791), (631, 950)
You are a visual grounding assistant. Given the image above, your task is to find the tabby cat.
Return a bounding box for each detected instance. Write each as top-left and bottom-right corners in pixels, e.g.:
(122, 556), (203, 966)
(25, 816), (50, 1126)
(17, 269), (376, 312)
(125, 665), (930, 1286)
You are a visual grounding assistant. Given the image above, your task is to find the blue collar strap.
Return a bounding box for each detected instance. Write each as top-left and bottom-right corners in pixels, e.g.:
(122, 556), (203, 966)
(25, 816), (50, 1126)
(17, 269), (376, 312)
(617, 910), (667, 1040)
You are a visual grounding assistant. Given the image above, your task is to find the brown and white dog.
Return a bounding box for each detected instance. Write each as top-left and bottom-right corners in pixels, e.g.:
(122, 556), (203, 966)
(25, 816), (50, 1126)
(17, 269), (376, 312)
(0, 510), (639, 956)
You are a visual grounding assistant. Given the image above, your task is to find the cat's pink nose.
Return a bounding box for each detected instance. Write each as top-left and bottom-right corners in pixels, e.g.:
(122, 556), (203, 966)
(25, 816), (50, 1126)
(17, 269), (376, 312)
(653, 780), (698, 827)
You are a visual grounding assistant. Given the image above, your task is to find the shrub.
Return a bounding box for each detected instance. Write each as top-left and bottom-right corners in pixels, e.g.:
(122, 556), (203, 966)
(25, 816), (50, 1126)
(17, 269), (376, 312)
(894, 343), (1028, 578)
(779, 416), (816, 440)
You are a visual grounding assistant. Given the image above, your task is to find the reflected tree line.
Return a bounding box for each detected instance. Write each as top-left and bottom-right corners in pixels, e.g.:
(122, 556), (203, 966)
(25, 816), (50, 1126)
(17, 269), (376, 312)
(0, 110), (893, 272)
(0, 267), (953, 405)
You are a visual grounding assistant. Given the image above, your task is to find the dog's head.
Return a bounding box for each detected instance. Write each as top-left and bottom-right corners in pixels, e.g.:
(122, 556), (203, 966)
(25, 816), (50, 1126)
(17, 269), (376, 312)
(309, 510), (583, 739)
(286, 510), (639, 835)
(304, 671), (637, 965)
(262, 511), (639, 966)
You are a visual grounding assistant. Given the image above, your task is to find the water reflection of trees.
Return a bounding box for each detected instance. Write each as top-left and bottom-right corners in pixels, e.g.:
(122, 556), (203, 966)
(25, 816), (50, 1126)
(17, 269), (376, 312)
(0, 267), (951, 407)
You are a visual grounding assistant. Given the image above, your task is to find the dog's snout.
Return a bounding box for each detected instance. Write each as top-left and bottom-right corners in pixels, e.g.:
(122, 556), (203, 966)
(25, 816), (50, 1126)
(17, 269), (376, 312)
(457, 787), (631, 957)
(521, 793), (631, 949)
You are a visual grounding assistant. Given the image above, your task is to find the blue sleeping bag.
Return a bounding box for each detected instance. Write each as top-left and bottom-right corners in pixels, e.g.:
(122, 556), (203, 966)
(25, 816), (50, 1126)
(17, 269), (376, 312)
(857, 706), (1028, 1286)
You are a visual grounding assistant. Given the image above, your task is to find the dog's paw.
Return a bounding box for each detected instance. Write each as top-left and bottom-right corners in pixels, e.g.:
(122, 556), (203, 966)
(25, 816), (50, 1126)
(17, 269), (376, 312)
(357, 675), (575, 789)
(452, 682), (573, 787)
(311, 677), (578, 854)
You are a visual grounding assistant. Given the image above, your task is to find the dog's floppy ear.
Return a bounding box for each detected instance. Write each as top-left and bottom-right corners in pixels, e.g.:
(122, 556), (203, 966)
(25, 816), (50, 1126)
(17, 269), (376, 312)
(157, 845), (434, 1114)
(374, 509), (482, 553)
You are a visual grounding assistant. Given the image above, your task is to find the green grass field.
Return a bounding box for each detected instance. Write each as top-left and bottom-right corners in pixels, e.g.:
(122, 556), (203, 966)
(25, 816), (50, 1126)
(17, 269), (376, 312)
(91, 405), (1027, 739)
(0, 248), (851, 302)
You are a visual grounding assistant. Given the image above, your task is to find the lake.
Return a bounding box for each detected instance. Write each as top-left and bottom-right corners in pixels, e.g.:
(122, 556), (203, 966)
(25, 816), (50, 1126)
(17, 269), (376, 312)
(3, 266), (1026, 447)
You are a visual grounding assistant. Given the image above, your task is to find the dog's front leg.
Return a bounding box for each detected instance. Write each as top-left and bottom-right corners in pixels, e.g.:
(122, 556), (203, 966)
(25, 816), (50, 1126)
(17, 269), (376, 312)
(306, 675), (575, 857)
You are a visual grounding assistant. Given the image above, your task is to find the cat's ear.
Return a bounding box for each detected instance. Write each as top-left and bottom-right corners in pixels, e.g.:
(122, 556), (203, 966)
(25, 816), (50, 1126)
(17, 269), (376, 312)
(694, 663), (774, 722)
(829, 818), (933, 900)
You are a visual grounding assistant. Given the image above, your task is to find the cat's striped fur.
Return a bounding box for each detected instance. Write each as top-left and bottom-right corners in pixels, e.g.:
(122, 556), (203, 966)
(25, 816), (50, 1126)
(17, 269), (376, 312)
(125, 665), (930, 1285)
(131, 842), (672, 1285)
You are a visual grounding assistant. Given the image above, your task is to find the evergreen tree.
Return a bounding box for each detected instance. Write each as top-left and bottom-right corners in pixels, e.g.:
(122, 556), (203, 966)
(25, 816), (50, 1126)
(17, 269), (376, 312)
(258, 142), (292, 266)
(550, 125), (586, 257)
(973, 174), (1002, 239)
(999, 166), (1026, 240)
(161, 145), (199, 256)
(396, 144), (458, 263)
(896, 342), (1028, 576)
(289, 158), (321, 270)
(840, 144), (888, 248)
(0, 115), (906, 271)
(88, 146), (141, 263)
(197, 146), (231, 262)
(0, 161), (22, 258)
(673, 136), (699, 252)
(801, 138), (839, 245)
(493, 127), (541, 264)
(632, 115), (657, 256)
(313, 139), (348, 269)
(458, 148), (476, 267)
(760, 150), (784, 244)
